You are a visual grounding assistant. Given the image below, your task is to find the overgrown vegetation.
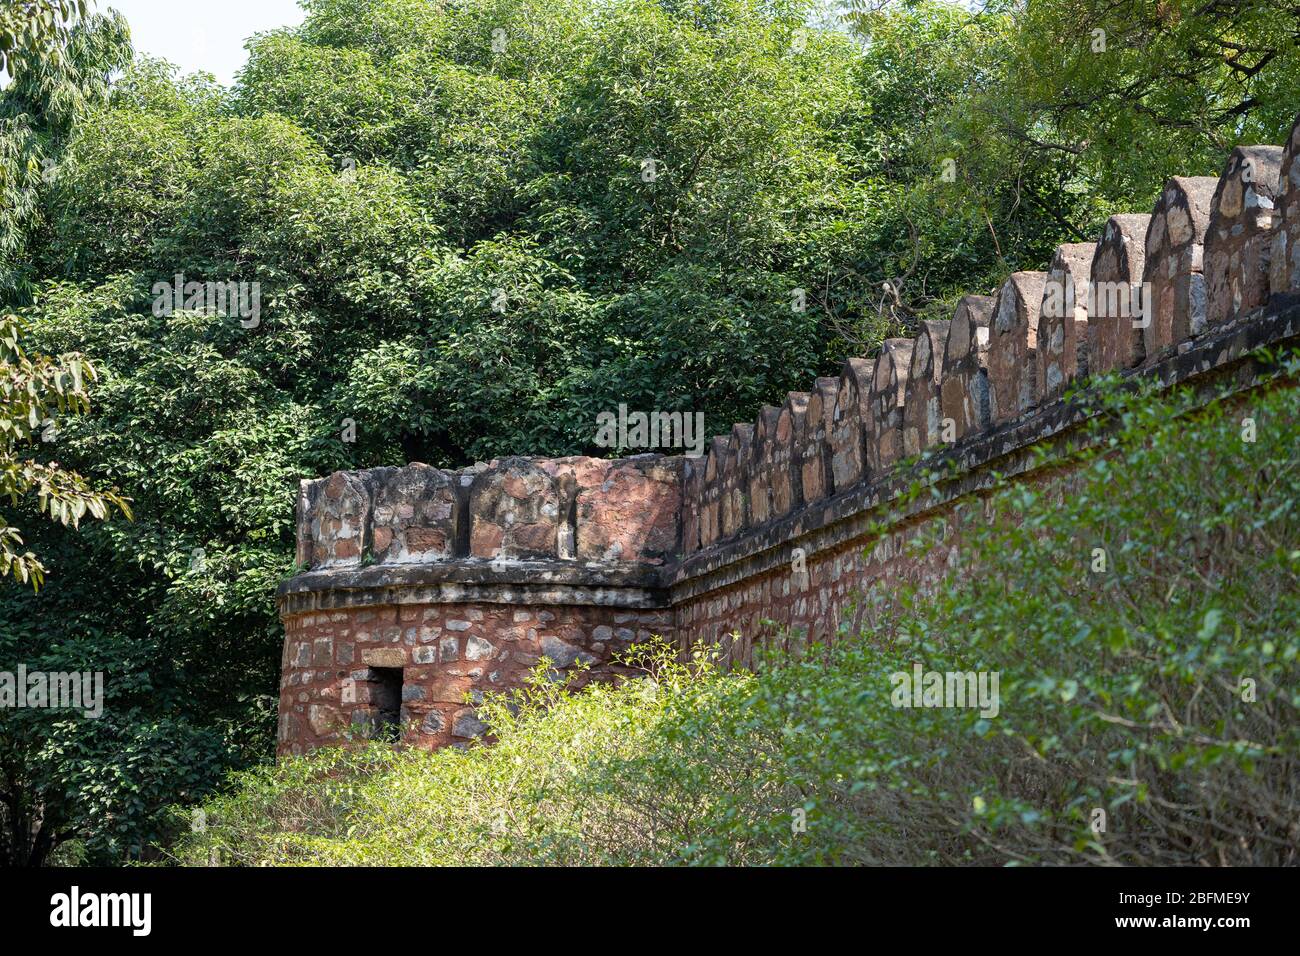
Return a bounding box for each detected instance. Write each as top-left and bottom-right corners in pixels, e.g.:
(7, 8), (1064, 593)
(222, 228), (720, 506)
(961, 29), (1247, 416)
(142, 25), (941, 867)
(6, 0), (1300, 864)
(173, 368), (1300, 866)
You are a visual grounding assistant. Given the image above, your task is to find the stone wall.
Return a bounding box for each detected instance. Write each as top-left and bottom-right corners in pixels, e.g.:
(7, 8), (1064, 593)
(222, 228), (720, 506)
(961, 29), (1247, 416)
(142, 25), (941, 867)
(277, 111), (1300, 758)
(279, 454), (680, 753)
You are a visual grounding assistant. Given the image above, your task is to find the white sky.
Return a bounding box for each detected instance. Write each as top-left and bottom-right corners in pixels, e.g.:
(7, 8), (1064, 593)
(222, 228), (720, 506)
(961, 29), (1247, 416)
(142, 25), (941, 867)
(104, 0), (308, 85)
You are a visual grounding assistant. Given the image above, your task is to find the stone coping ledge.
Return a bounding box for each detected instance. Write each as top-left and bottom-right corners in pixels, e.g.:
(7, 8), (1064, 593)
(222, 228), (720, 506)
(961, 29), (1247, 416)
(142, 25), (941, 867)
(278, 558), (668, 613)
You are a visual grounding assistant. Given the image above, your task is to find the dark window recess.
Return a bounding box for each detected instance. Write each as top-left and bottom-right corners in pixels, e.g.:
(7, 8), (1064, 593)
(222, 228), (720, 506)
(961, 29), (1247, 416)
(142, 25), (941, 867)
(370, 667), (403, 739)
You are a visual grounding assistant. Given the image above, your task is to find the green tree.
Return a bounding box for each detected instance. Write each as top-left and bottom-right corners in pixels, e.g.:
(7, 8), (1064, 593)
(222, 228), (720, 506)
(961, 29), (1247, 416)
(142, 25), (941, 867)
(13, 0), (1300, 864)
(0, 0), (86, 73)
(0, 311), (129, 588)
(1, 2), (130, 296)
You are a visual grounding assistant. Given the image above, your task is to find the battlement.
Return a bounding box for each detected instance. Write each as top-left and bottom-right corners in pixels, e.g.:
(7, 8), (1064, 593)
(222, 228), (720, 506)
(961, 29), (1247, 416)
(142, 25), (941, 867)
(276, 110), (1300, 756)
(294, 454), (683, 572)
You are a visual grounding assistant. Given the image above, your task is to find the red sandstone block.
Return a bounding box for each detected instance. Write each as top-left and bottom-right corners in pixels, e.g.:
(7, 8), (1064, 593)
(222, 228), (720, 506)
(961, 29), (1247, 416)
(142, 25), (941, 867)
(720, 424), (754, 538)
(1206, 145), (1283, 328)
(310, 471), (371, 568)
(1037, 243), (1095, 400)
(902, 319), (949, 456)
(543, 455), (683, 564)
(830, 358), (872, 490)
(770, 393), (806, 518)
(425, 676), (473, 705)
(468, 458), (561, 559)
(370, 464), (457, 563)
(797, 377), (837, 504)
(1142, 176), (1217, 357)
(699, 436), (730, 547)
(939, 294), (994, 441)
(307, 702), (341, 737)
(680, 456), (704, 555)
(1087, 214), (1151, 374)
(747, 405), (781, 526)
(1270, 115), (1300, 296)
(361, 647), (405, 668)
(988, 272), (1046, 423)
(869, 338), (913, 472)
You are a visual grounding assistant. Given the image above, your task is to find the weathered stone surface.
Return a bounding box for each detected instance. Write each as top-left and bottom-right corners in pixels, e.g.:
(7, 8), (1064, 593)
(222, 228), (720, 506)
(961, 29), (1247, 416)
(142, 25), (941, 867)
(310, 470), (371, 568)
(939, 295), (993, 442)
(988, 272), (1046, 423)
(1037, 243), (1095, 401)
(469, 458), (562, 559)
(770, 393), (806, 518)
(869, 338), (914, 473)
(798, 377), (837, 505)
(830, 358), (872, 490)
(1206, 145), (1283, 328)
(680, 456), (704, 556)
(294, 480), (316, 567)
(1087, 214), (1151, 374)
(1142, 176), (1217, 357)
(312, 636), (333, 666)
(452, 709), (487, 739)
(902, 320), (949, 456)
(720, 424), (753, 538)
(371, 464), (457, 563)
(544, 456), (682, 564)
(280, 601), (673, 754)
(699, 436), (730, 547)
(540, 634), (596, 668)
(308, 703), (339, 737)
(361, 647), (405, 668)
(1270, 115), (1300, 297)
(420, 711), (446, 735)
(747, 405), (781, 527)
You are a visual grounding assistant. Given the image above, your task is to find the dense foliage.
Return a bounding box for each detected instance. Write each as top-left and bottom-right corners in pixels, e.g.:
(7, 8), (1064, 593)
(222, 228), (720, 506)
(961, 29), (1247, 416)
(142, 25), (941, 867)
(4, 0), (1300, 863)
(0, 310), (130, 592)
(174, 368), (1300, 865)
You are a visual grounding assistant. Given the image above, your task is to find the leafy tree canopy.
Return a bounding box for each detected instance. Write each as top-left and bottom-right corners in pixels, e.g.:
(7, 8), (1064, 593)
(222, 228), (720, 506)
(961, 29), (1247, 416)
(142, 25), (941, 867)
(6, 0), (1300, 863)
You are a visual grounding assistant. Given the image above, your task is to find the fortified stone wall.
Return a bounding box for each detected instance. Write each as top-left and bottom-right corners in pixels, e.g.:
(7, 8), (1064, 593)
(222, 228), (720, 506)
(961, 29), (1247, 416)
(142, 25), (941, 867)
(277, 111), (1300, 757)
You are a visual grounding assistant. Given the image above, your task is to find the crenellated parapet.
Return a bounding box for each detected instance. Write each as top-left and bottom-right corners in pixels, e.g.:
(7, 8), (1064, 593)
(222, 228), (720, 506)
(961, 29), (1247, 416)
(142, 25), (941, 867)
(798, 377), (838, 506)
(1206, 146), (1283, 329)
(1087, 214), (1150, 374)
(869, 338), (913, 472)
(902, 319), (949, 456)
(939, 294), (993, 440)
(829, 358), (871, 490)
(279, 111), (1300, 758)
(1038, 242), (1095, 400)
(771, 392), (806, 517)
(1270, 123), (1300, 295)
(988, 270), (1046, 423)
(296, 454), (682, 575)
(1143, 176), (1217, 357)
(667, 117), (1300, 567)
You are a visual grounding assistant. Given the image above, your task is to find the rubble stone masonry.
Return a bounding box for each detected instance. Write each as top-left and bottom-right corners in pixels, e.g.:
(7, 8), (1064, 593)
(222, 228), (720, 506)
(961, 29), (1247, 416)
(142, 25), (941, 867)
(277, 112), (1300, 758)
